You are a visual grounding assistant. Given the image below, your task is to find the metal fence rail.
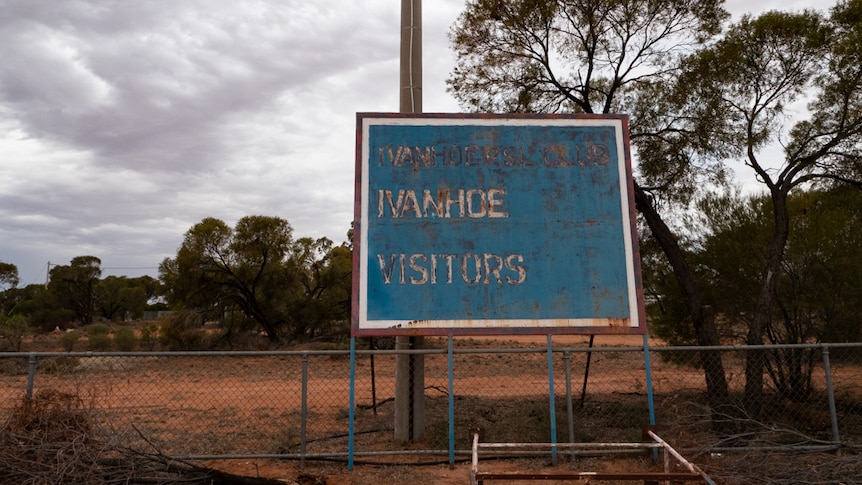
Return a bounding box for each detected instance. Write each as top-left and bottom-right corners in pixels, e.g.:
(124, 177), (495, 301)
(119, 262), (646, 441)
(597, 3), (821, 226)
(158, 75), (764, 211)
(1, 342), (860, 465)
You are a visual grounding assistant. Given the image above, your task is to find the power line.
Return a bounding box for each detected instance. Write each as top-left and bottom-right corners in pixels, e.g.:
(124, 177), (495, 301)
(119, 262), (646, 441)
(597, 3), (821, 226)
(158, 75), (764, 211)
(101, 266), (159, 270)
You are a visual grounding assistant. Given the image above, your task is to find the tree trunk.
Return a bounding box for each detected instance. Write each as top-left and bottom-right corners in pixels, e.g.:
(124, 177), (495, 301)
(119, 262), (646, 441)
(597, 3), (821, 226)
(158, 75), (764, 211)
(634, 183), (730, 417)
(744, 189), (791, 416)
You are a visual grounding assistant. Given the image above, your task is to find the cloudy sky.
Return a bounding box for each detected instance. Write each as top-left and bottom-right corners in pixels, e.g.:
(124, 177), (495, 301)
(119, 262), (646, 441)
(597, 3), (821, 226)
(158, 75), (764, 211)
(1, 0), (823, 286)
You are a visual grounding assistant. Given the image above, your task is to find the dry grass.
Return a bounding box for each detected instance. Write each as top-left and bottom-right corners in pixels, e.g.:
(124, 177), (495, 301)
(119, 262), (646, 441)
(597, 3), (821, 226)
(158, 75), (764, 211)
(0, 389), (290, 484)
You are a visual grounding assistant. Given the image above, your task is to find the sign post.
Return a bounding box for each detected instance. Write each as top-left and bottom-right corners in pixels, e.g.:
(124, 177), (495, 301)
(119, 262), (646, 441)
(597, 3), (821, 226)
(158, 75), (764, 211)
(394, 0), (424, 443)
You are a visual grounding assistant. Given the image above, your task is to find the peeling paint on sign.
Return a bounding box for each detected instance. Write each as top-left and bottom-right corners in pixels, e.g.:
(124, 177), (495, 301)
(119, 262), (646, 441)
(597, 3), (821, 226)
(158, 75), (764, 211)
(353, 114), (645, 337)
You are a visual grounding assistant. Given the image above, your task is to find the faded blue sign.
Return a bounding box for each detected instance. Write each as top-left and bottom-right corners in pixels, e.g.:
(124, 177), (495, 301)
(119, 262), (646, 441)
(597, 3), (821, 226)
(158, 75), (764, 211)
(353, 114), (644, 336)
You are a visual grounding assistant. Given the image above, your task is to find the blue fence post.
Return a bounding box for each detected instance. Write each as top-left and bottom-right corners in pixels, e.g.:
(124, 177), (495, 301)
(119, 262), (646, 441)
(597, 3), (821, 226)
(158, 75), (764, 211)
(448, 334), (455, 467)
(547, 335), (558, 466)
(642, 334), (657, 462)
(563, 351), (576, 463)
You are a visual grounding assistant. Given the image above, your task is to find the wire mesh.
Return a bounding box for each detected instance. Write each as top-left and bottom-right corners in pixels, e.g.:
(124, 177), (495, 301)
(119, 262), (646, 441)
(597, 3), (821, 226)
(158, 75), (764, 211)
(0, 341), (860, 463)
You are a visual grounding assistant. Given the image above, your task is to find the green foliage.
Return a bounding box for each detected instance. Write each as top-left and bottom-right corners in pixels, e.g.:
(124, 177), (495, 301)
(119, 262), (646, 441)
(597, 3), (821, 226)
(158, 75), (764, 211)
(159, 216), (351, 343)
(159, 311), (208, 350)
(97, 276), (152, 321)
(647, 187), (862, 397)
(641, 226), (697, 347)
(60, 331), (80, 352)
(0, 314), (29, 351)
(447, 1), (736, 412)
(7, 284), (73, 332)
(448, 0), (727, 114)
(113, 326), (137, 351)
(283, 238), (352, 342)
(49, 256), (102, 326)
(682, 188), (862, 345)
(139, 323), (159, 351)
(86, 323), (110, 338)
(0, 261), (19, 292)
(644, 4), (862, 410)
(86, 323), (112, 351)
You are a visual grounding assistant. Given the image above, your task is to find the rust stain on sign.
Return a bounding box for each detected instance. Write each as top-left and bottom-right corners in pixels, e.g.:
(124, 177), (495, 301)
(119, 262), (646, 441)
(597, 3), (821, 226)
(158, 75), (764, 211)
(354, 113), (645, 337)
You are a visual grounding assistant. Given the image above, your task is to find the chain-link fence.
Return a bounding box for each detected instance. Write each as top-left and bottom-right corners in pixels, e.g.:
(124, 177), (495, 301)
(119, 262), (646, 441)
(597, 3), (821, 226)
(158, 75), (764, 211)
(1, 341), (860, 469)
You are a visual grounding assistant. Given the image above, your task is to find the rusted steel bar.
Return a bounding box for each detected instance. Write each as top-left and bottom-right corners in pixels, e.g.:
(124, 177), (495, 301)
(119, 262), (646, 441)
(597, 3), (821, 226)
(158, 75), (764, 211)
(647, 431), (715, 485)
(470, 428), (713, 484)
(478, 442), (661, 450)
(474, 472), (706, 482)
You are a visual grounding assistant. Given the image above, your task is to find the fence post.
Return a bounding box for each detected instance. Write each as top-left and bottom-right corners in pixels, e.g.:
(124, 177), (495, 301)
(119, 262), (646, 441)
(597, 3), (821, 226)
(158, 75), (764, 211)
(642, 334), (658, 463)
(547, 335), (558, 466)
(26, 354), (37, 399)
(821, 346), (841, 446)
(301, 353), (308, 470)
(349, 338), (356, 470)
(563, 351), (576, 463)
(448, 334), (455, 467)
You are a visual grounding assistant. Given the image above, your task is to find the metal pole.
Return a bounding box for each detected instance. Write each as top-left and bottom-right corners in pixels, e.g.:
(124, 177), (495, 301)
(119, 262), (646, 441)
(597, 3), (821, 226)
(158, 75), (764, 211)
(349, 338), (356, 470)
(26, 354), (36, 399)
(448, 334), (455, 467)
(394, 0), (424, 443)
(822, 346), (841, 445)
(547, 335), (558, 466)
(370, 338), (377, 415)
(400, 0), (422, 113)
(563, 351), (576, 462)
(300, 353), (308, 470)
(470, 430), (480, 485)
(643, 334), (657, 463)
(580, 335), (594, 406)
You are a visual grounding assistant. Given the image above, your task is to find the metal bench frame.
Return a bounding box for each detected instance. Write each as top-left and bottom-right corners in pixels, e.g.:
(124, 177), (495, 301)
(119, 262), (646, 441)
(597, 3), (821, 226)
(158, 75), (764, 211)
(469, 428), (715, 485)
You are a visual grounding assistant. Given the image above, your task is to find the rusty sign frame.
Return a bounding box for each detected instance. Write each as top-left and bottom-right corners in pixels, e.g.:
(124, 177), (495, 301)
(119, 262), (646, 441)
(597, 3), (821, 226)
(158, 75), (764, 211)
(352, 113), (645, 337)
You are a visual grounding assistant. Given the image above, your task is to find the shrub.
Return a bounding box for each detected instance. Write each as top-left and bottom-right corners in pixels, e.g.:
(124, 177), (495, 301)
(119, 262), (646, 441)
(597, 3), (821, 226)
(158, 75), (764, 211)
(0, 314), (29, 351)
(86, 323), (112, 351)
(113, 327), (137, 351)
(139, 323), (159, 351)
(39, 356), (81, 374)
(60, 331), (80, 352)
(159, 311), (208, 350)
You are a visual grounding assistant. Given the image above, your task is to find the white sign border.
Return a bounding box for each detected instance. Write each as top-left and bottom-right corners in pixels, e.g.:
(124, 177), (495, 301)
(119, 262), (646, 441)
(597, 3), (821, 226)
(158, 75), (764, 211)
(354, 114), (643, 335)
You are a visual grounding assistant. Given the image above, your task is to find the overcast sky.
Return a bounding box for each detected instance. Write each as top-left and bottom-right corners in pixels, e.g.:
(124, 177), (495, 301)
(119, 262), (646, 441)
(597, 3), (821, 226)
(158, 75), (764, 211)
(1, 0), (824, 286)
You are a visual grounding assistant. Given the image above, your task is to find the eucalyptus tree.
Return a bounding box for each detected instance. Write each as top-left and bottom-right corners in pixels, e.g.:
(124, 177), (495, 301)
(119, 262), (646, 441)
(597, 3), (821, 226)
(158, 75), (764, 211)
(0, 261), (18, 291)
(160, 216), (352, 342)
(283, 237), (353, 341)
(686, 187), (862, 400)
(0, 261), (20, 316)
(97, 275), (155, 321)
(161, 216), (294, 341)
(49, 256), (102, 326)
(675, 1), (862, 412)
(448, 0), (732, 409)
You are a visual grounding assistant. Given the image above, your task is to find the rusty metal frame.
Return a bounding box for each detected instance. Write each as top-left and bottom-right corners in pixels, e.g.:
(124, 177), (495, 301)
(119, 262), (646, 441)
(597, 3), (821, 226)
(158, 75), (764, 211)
(469, 428), (715, 485)
(353, 112), (645, 338)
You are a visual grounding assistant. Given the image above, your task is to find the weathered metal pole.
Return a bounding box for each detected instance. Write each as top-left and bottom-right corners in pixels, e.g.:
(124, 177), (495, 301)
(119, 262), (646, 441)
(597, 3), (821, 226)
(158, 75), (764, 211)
(400, 0), (422, 113)
(394, 0), (425, 443)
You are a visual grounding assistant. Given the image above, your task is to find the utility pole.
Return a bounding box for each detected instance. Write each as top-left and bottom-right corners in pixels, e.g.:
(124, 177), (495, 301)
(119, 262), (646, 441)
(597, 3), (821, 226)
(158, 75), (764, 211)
(399, 0), (422, 113)
(394, 0), (425, 443)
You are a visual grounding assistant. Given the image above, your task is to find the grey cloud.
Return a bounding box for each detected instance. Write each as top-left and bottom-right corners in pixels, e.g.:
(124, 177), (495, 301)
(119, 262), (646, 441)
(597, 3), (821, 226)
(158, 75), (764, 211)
(1, 1), (398, 174)
(0, 0), (466, 284)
